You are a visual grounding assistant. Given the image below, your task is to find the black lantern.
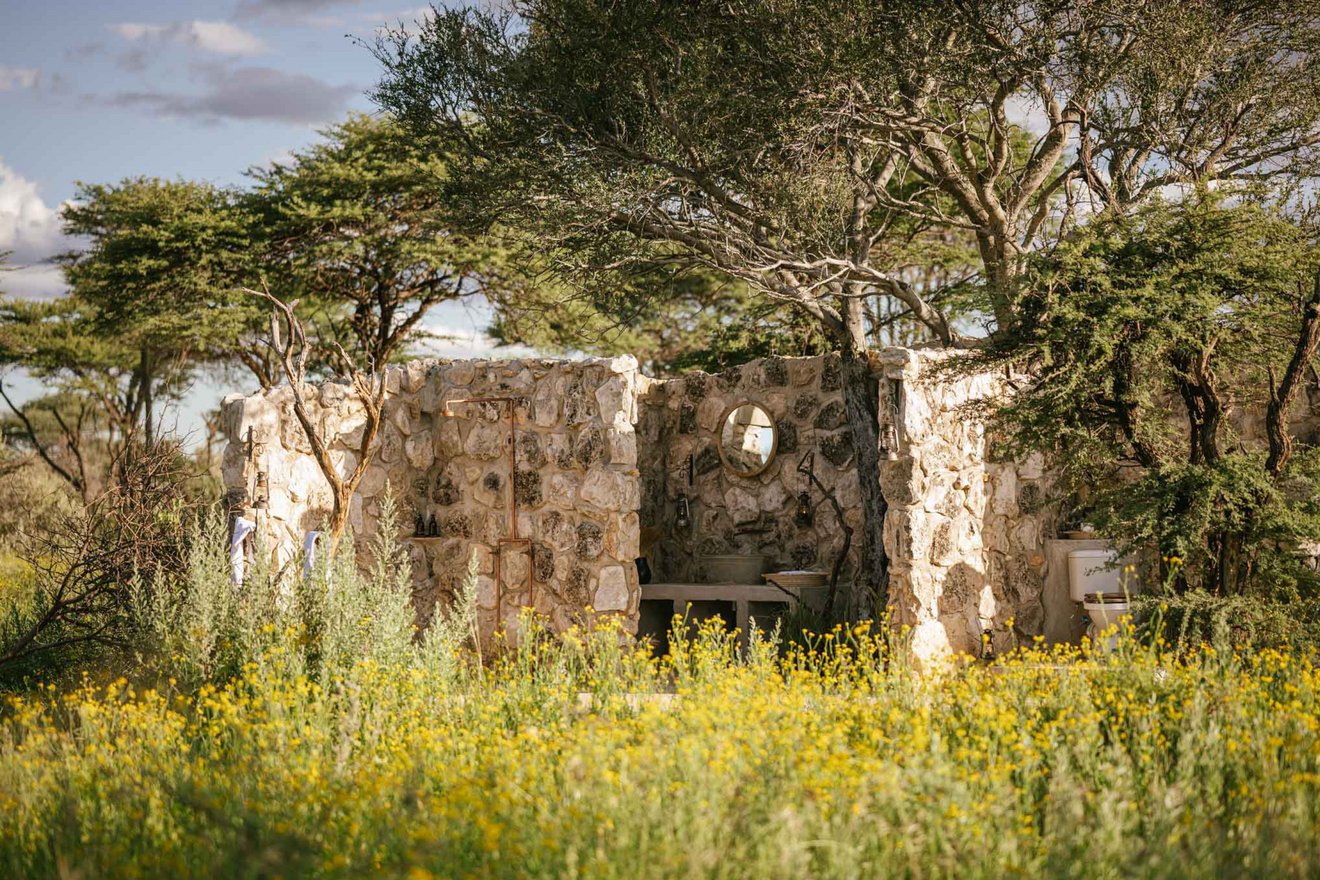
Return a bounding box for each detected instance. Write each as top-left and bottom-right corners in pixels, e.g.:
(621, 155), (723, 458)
(675, 494), (691, 530)
(794, 491), (814, 527)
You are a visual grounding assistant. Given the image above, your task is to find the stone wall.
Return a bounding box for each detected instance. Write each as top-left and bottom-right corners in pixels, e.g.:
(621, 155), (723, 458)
(877, 348), (1056, 661)
(220, 356), (644, 641)
(638, 355), (865, 603)
(221, 347), (1063, 663)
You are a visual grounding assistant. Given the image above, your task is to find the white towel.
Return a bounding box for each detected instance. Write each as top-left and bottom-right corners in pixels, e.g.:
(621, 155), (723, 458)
(230, 516), (256, 586)
(302, 530), (323, 577)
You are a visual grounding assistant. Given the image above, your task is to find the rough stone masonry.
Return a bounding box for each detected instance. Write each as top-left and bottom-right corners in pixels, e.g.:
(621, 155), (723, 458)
(221, 348), (1055, 663)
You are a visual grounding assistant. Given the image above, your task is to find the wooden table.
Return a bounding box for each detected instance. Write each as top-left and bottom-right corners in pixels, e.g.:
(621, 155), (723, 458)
(641, 582), (827, 649)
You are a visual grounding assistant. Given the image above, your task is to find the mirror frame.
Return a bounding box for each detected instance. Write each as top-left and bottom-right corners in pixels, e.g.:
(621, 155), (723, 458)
(716, 400), (778, 478)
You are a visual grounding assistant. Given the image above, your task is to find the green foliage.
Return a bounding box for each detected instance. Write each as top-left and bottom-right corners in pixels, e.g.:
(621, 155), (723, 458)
(370, 1), (1002, 348)
(372, 1), (1320, 350)
(58, 177), (257, 360)
(0, 458), (78, 560)
(0, 442), (199, 688)
(245, 114), (509, 369)
(1, 178), (261, 460)
(5, 619), (1320, 876)
(1139, 591), (1320, 655)
(134, 492), (476, 693)
(488, 262), (833, 373)
(977, 195), (1320, 596)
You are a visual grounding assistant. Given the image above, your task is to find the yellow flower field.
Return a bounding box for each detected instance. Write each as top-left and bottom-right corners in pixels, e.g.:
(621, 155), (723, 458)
(2, 618), (1318, 880)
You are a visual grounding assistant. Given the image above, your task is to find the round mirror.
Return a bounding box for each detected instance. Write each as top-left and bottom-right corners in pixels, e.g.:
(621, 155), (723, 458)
(718, 402), (777, 477)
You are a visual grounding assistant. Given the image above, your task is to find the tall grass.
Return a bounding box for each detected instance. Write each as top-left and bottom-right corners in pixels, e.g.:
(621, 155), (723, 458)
(1, 508), (1319, 878)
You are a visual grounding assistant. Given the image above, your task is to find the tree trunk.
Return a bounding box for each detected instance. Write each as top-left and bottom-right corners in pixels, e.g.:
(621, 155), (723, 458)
(140, 348), (155, 449)
(838, 346), (889, 619)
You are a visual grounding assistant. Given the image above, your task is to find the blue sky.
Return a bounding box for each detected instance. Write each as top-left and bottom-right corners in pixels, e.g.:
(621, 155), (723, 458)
(1, 0), (520, 431)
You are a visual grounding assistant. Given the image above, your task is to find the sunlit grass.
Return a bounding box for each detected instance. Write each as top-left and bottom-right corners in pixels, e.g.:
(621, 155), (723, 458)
(1, 616), (1318, 879)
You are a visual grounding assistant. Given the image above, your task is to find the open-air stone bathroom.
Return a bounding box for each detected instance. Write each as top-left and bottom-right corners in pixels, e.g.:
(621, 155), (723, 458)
(220, 347), (1079, 664)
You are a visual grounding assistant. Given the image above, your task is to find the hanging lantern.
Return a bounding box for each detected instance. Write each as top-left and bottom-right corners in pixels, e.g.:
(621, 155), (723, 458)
(675, 494), (691, 530)
(253, 471), (269, 510)
(794, 491), (814, 528)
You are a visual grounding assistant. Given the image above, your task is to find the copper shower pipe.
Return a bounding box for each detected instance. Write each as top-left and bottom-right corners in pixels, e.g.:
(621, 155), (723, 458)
(440, 396), (533, 627)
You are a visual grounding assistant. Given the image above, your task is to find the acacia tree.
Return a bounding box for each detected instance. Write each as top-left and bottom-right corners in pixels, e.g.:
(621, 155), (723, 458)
(485, 264), (834, 374)
(372, 0), (1320, 612)
(245, 114), (508, 372)
(57, 178), (258, 445)
(978, 197), (1320, 597)
(246, 286), (386, 557)
(0, 296), (151, 500)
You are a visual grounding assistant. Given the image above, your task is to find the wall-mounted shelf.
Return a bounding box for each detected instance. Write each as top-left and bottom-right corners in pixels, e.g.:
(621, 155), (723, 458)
(405, 535), (445, 543)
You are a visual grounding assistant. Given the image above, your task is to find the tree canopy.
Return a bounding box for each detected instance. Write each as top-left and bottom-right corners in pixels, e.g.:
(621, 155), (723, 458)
(244, 113), (506, 373)
(371, 0), (1320, 612)
(373, 0), (1320, 350)
(56, 177), (257, 444)
(976, 196), (1320, 597)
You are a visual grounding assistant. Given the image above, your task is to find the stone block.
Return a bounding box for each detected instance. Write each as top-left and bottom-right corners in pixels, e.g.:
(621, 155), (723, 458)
(595, 376), (629, 425)
(288, 457), (327, 505)
(475, 575), (498, 609)
(697, 396), (725, 432)
(547, 473), (576, 505)
(819, 430), (853, 466)
(542, 511), (577, 553)
(532, 376), (563, 428)
(464, 420), (508, 460)
(606, 427), (637, 466)
(359, 465), (387, 497)
(513, 470), (543, 508)
(405, 433), (434, 471)
(576, 521), (604, 559)
(377, 426), (402, 464)
(574, 427), (605, 468)
(594, 565), (630, 611)
(791, 394), (819, 421)
(1019, 452), (1045, 480)
(564, 379), (596, 424)
(517, 432), (547, 468)
(446, 362), (475, 386)
(580, 470), (629, 511)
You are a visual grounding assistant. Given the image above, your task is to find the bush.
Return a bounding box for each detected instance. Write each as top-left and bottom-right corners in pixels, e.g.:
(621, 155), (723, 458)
(0, 443), (197, 688)
(1138, 591), (1320, 654)
(133, 492), (480, 693)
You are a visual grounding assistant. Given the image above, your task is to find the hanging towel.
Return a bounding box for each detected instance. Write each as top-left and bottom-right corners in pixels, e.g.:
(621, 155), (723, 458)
(230, 517), (257, 586)
(303, 530), (323, 577)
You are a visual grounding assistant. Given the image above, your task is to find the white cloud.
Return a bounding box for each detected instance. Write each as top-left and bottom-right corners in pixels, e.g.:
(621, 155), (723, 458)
(2, 265), (66, 301)
(109, 21), (269, 57)
(0, 66), (41, 91)
(235, 0), (363, 26)
(109, 66), (358, 126)
(0, 159), (65, 266)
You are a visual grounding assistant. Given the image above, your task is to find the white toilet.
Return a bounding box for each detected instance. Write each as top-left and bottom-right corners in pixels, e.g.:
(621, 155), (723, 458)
(1067, 548), (1138, 649)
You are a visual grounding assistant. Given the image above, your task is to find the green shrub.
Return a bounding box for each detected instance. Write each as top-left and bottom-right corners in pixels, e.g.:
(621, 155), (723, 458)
(1137, 590), (1320, 654)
